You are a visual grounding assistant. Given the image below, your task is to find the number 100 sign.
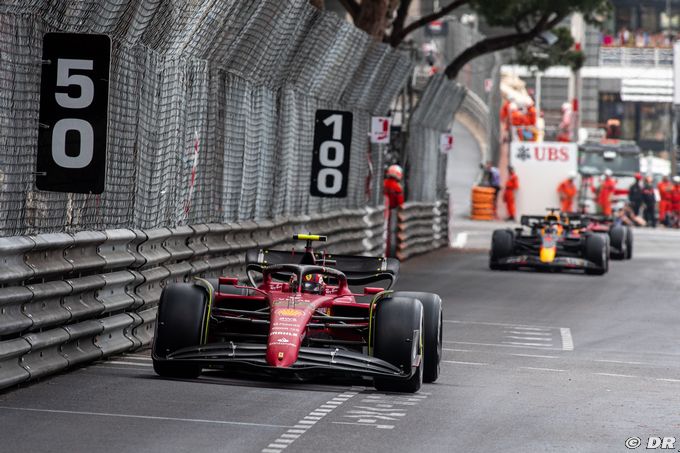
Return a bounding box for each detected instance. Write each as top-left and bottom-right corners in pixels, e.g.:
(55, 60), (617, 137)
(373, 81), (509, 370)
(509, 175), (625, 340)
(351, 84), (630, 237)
(310, 110), (353, 198)
(37, 33), (110, 194)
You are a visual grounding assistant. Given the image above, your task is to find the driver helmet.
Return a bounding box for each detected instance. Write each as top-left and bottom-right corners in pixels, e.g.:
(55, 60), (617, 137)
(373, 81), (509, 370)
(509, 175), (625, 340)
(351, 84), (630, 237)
(301, 274), (325, 294)
(386, 164), (403, 181)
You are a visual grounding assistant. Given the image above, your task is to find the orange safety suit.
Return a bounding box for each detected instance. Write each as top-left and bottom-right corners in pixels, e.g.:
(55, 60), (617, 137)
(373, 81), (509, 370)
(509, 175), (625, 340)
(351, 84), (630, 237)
(672, 184), (680, 218)
(658, 180), (673, 222)
(597, 176), (617, 216)
(503, 173), (519, 219)
(557, 178), (577, 213)
(384, 178), (404, 209)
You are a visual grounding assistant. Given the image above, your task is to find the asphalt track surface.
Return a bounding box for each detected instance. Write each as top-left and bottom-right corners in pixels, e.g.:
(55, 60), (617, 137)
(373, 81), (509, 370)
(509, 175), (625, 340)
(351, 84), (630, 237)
(2, 223), (680, 453)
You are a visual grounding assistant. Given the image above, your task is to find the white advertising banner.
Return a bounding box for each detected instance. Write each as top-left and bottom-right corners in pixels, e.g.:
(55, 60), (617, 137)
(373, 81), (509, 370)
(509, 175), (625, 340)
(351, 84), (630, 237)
(370, 117), (391, 144)
(510, 141), (578, 218)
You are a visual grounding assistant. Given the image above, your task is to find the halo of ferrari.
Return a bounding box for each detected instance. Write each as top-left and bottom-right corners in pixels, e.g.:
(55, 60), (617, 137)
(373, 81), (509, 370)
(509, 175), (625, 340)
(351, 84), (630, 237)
(152, 234), (443, 393)
(489, 209), (633, 275)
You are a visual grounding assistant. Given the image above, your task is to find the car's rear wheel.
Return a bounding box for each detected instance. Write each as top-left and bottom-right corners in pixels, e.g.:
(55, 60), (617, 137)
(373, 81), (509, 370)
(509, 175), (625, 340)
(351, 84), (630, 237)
(393, 292), (442, 383)
(373, 296), (424, 393)
(490, 229), (514, 270)
(153, 283), (208, 378)
(584, 234), (608, 275)
(625, 226), (633, 259)
(608, 225), (626, 260)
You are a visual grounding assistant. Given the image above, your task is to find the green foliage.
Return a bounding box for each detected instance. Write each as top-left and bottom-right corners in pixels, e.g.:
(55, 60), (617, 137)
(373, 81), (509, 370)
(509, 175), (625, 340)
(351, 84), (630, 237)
(469, 0), (612, 30)
(514, 27), (585, 72)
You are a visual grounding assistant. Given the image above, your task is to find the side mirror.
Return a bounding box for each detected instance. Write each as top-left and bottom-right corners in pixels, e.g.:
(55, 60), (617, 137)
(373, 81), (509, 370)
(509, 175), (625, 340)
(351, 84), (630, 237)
(218, 277), (239, 286)
(364, 287), (383, 295)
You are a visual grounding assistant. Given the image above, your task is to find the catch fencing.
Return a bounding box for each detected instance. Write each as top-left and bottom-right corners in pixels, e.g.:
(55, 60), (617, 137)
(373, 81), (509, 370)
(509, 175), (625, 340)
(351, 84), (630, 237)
(406, 74), (466, 202)
(0, 209), (386, 390)
(0, 0), (413, 236)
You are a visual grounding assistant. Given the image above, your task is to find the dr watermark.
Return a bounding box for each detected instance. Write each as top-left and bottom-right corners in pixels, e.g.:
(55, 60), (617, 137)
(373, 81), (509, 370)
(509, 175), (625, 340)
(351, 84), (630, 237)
(625, 436), (678, 449)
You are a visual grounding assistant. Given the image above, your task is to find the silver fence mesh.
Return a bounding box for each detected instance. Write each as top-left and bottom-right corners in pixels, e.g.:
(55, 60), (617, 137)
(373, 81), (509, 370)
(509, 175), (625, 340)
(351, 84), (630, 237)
(0, 0), (414, 236)
(406, 74), (466, 202)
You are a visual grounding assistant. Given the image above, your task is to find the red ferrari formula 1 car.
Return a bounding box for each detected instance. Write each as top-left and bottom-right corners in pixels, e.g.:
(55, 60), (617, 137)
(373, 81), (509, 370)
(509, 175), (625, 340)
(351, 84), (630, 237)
(567, 214), (632, 260)
(152, 234), (443, 393)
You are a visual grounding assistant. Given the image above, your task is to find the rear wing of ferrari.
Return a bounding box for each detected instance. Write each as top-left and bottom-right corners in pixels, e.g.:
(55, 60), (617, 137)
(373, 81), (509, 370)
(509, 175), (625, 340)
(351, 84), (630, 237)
(245, 248), (400, 285)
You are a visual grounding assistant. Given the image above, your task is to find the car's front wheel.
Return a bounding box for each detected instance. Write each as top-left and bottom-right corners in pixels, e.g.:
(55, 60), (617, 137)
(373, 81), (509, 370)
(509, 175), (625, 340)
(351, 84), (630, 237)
(152, 283), (208, 378)
(393, 291), (442, 383)
(373, 296), (424, 393)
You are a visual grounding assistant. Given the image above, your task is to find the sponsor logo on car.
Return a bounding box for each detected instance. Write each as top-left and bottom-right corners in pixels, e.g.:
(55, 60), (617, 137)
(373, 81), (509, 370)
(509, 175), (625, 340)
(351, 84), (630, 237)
(278, 308), (304, 317)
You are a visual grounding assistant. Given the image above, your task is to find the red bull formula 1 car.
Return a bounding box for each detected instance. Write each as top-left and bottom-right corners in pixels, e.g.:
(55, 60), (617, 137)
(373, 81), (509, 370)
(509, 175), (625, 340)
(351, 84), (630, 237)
(152, 234), (442, 393)
(490, 210), (609, 275)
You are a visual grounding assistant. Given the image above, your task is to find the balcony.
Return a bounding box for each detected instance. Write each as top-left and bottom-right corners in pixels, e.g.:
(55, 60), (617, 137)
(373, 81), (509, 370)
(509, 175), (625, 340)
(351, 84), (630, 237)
(599, 46), (673, 67)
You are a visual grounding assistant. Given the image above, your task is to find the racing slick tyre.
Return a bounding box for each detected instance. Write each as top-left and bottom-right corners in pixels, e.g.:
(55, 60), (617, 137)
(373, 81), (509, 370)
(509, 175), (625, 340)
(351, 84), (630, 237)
(393, 292), (443, 383)
(625, 226), (633, 259)
(153, 284), (208, 379)
(584, 234), (608, 276)
(373, 296), (424, 393)
(608, 225), (627, 260)
(489, 229), (514, 270)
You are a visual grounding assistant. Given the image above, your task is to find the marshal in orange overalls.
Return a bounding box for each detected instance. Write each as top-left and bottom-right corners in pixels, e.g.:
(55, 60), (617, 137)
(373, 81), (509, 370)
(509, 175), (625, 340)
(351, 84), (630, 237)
(597, 176), (616, 216)
(557, 177), (577, 213)
(658, 178), (672, 222)
(503, 170), (519, 220)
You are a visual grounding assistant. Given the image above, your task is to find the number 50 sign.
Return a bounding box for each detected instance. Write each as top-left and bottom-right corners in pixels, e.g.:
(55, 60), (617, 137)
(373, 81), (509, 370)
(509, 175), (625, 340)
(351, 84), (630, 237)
(311, 110), (353, 198)
(37, 33), (110, 194)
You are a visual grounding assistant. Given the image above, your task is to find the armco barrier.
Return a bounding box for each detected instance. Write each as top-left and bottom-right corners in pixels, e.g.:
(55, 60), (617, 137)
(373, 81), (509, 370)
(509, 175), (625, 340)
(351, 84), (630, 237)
(0, 207), (395, 391)
(396, 200), (449, 261)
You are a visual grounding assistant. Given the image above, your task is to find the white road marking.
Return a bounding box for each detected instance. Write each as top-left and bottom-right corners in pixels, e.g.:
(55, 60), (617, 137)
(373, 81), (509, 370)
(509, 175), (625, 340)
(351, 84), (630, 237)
(505, 336), (552, 342)
(502, 341), (554, 347)
(0, 406), (292, 429)
(504, 330), (552, 336)
(261, 390), (358, 453)
(519, 367), (566, 372)
(332, 421), (395, 430)
(656, 378), (680, 383)
(444, 320), (558, 329)
(594, 359), (646, 365)
(560, 328), (574, 351)
(509, 353), (559, 359)
(445, 340), (563, 351)
(594, 373), (638, 379)
(442, 360), (488, 366)
(451, 232), (468, 249)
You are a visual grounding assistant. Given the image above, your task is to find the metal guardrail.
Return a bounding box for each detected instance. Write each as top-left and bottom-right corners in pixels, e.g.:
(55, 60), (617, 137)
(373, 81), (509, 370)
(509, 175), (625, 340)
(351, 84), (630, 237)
(0, 207), (388, 390)
(599, 46), (673, 67)
(396, 200), (449, 261)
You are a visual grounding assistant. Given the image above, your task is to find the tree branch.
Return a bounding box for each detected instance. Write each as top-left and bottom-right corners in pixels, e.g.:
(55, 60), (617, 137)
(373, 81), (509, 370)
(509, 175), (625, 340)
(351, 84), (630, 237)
(443, 12), (564, 79)
(389, 0), (413, 42)
(337, 0), (360, 21)
(389, 0), (469, 46)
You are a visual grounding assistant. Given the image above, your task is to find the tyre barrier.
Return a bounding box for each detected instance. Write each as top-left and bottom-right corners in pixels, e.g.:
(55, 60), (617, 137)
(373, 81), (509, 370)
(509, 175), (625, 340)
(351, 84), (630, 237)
(0, 207), (397, 391)
(396, 200), (449, 261)
(470, 186), (496, 221)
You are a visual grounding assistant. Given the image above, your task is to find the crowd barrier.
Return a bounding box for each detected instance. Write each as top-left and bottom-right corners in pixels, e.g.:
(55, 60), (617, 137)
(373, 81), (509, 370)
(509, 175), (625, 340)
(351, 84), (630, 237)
(396, 200), (449, 260)
(0, 207), (386, 390)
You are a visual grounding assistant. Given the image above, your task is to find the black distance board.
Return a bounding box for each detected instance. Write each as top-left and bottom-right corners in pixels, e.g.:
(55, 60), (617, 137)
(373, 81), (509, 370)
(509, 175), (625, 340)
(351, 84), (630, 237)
(37, 32), (110, 194)
(311, 109), (353, 198)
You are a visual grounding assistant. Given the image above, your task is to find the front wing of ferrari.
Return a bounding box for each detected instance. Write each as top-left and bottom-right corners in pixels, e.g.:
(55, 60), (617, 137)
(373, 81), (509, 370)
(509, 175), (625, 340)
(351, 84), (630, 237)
(153, 342), (408, 378)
